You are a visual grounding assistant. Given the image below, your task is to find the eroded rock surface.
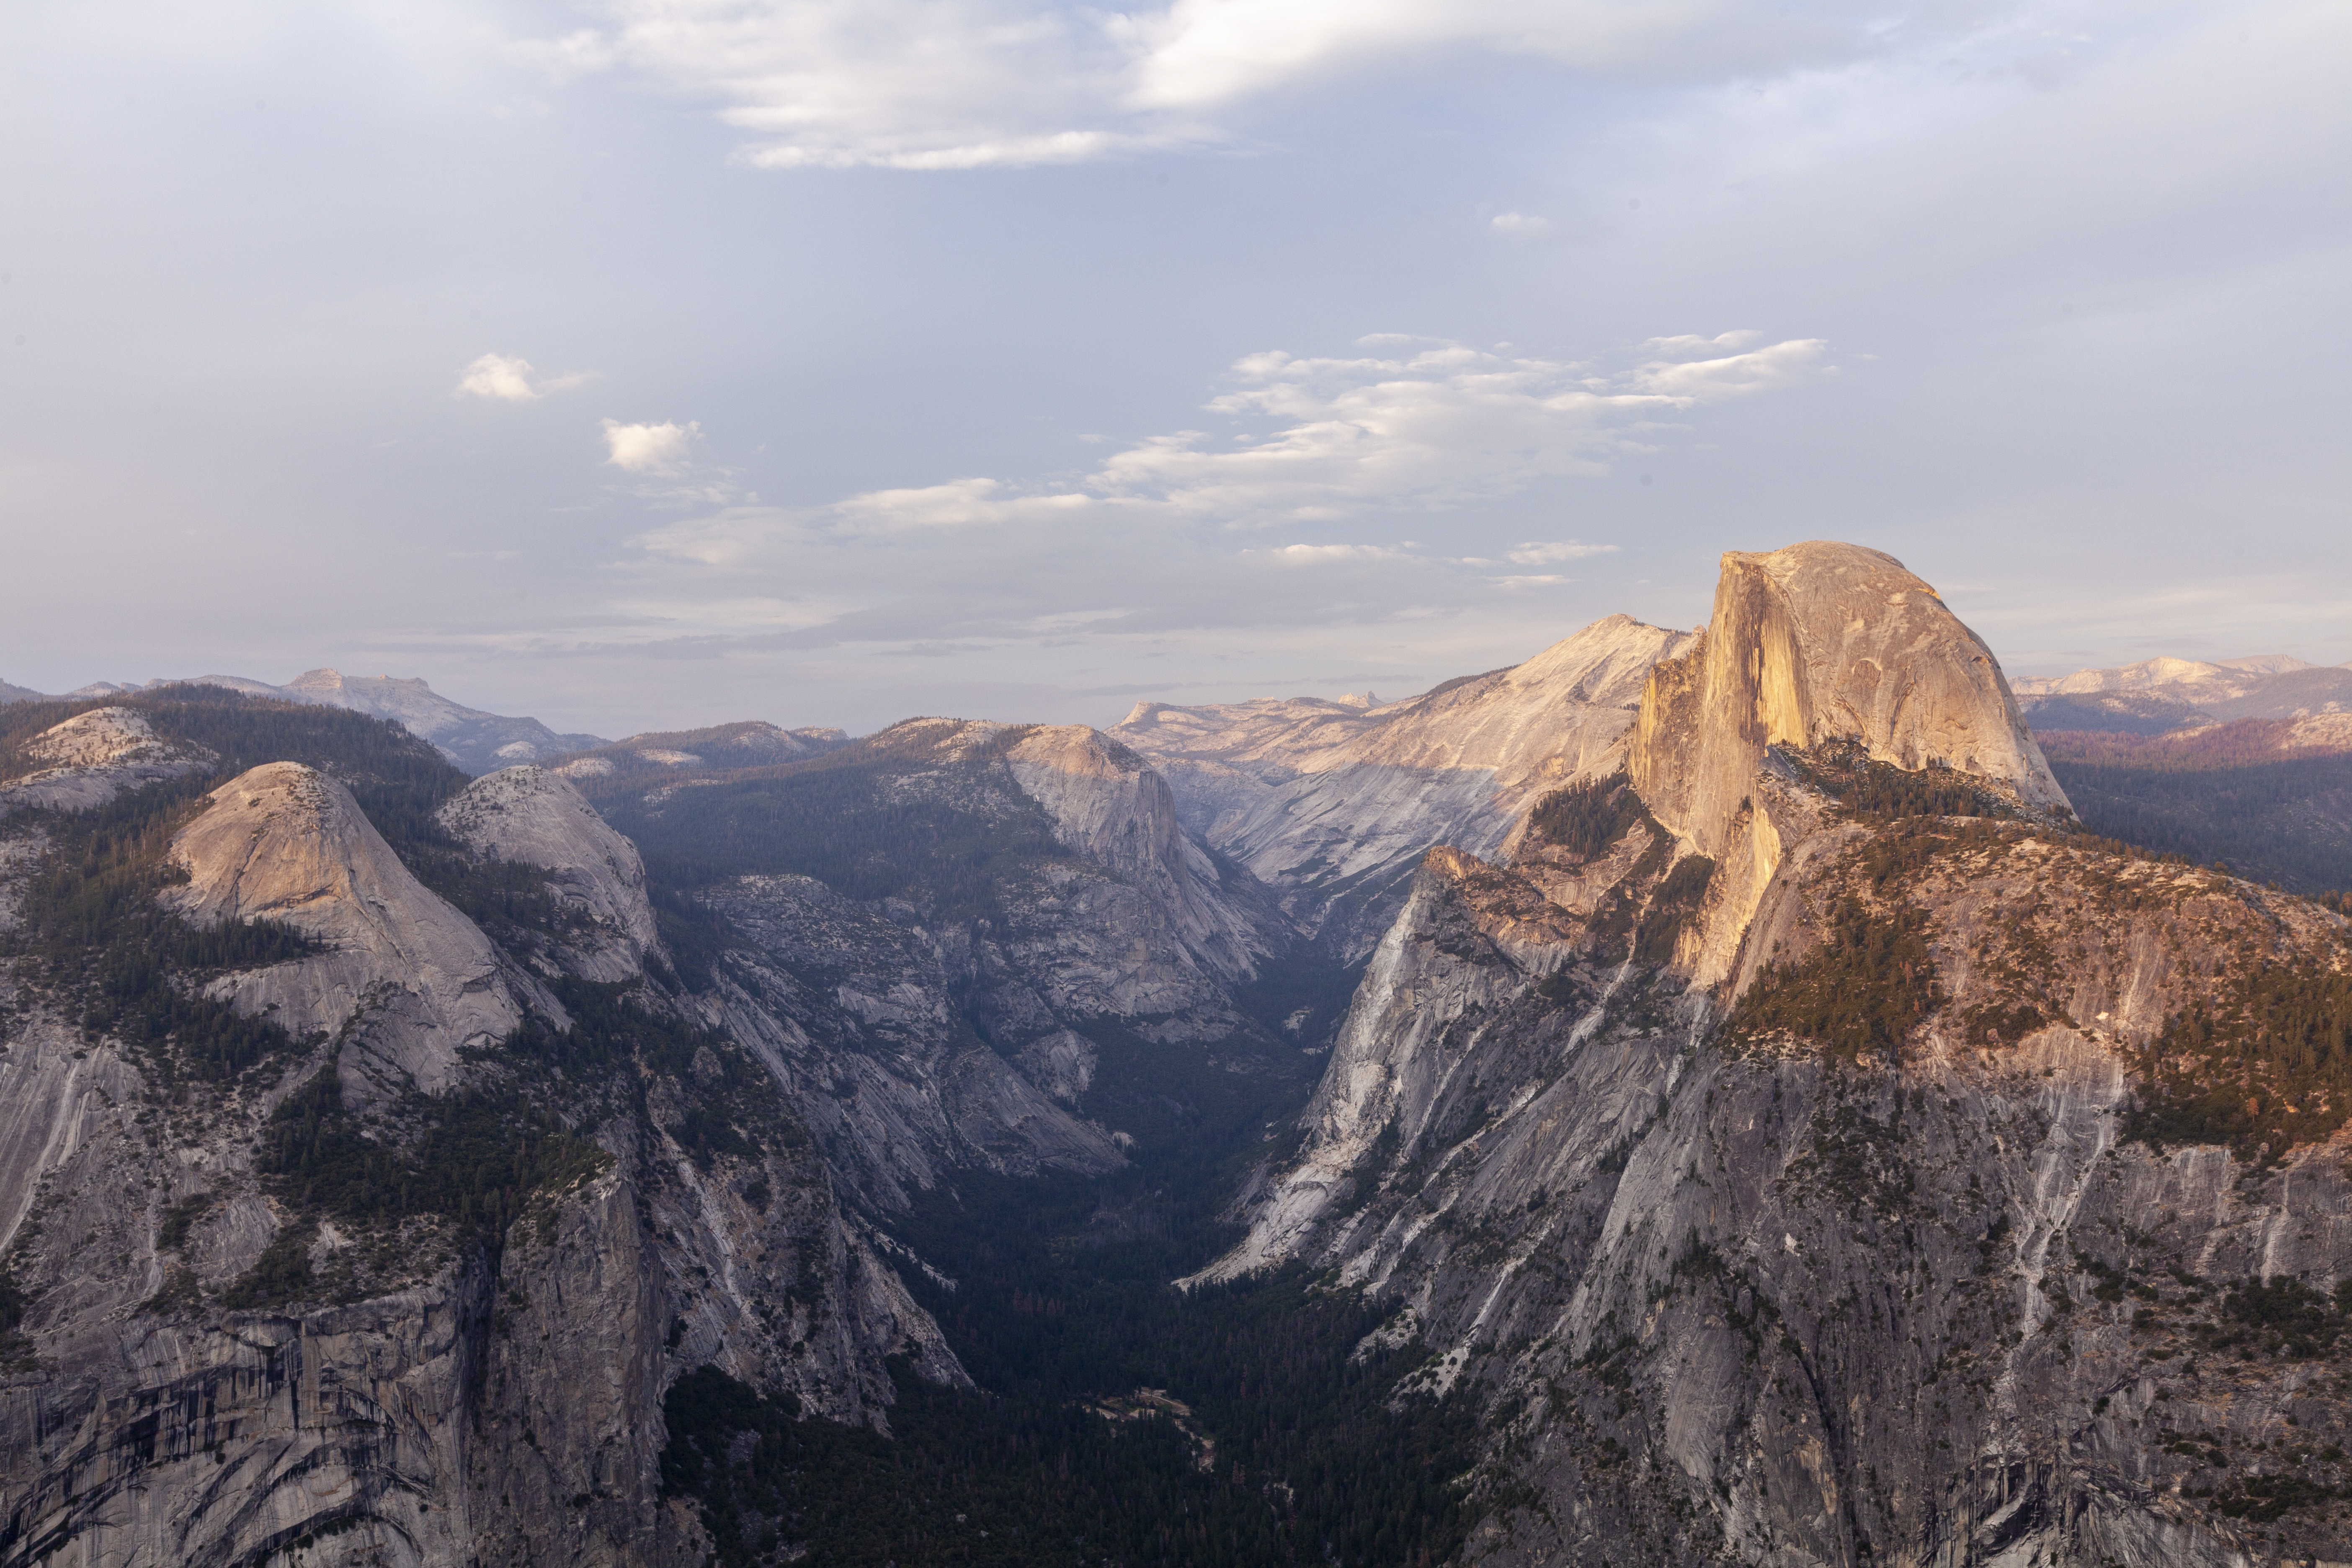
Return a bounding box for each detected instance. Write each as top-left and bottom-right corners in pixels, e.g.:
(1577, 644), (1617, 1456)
(162, 761), (537, 1096)
(437, 764), (660, 982)
(1213, 540), (2352, 1566)
(0, 707), (213, 814)
(1115, 614), (1694, 955)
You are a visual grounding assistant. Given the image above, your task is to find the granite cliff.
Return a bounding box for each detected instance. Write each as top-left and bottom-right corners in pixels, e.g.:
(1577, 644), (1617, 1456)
(0, 695), (952, 1568)
(1113, 614), (1696, 959)
(8, 546), (2351, 1568)
(1207, 542), (2352, 1565)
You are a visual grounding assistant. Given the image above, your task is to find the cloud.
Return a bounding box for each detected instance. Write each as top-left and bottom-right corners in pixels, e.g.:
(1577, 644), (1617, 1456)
(634, 333), (1821, 554)
(454, 353), (592, 402)
(1490, 212), (1550, 236)
(613, 328), (1822, 674)
(516, 0), (1911, 172)
(602, 418), (700, 475)
(1628, 333), (1826, 400)
(1257, 543), (1412, 565)
(833, 477), (1096, 530)
(1507, 540), (1618, 565)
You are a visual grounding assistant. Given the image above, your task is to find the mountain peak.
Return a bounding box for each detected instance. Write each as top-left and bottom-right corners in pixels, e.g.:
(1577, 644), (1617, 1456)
(1626, 541), (2068, 983)
(1632, 541), (2066, 860)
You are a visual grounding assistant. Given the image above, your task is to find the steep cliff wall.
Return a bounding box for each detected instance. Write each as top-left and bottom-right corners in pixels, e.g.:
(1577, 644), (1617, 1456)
(1627, 542), (2071, 986)
(1211, 539), (2352, 1566)
(0, 708), (961, 1568)
(1115, 614), (1695, 955)
(1210, 826), (2352, 1567)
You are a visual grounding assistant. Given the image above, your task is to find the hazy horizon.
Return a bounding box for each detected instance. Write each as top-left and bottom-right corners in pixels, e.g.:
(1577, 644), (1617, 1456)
(6, 0), (2347, 738)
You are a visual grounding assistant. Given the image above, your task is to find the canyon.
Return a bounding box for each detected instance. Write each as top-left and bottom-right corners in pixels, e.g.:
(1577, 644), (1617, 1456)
(3, 543), (2347, 1567)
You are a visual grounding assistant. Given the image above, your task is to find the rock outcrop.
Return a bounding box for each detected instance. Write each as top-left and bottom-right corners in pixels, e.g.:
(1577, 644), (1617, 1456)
(0, 717), (960, 1568)
(1628, 541), (2070, 983)
(0, 707), (213, 814)
(699, 872), (1127, 1210)
(1114, 614), (1695, 956)
(437, 764), (661, 982)
(161, 761), (538, 1097)
(1208, 539), (2352, 1567)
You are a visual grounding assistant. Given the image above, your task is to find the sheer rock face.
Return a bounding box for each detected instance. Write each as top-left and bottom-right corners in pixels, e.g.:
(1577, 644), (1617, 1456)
(1211, 539), (2350, 1566)
(160, 761), (536, 1096)
(851, 716), (1289, 1036)
(437, 764), (660, 982)
(1210, 834), (2352, 1568)
(1113, 614), (1695, 955)
(698, 873), (1125, 1211)
(1631, 542), (2068, 859)
(1629, 542), (2071, 983)
(1006, 724), (1277, 988)
(0, 707), (213, 814)
(0, 1008), (952, 1568)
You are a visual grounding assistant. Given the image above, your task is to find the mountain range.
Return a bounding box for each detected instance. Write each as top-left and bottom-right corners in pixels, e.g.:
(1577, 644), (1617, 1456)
(2, 544), (2348, 1568)
(2015, 654), (2352, 742)
(0, 669), (608, 775)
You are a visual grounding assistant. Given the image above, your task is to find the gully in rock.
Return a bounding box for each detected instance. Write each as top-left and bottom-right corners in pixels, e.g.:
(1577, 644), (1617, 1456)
(3, 542), (2348, 1567)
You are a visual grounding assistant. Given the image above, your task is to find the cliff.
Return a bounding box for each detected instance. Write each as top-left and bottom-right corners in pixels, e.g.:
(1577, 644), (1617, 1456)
(1627, 541), (2071, 983)
(1207, 540), (2352, 1566)
(0, 699), (958, 1568)
(1114, 614), (1695, 956)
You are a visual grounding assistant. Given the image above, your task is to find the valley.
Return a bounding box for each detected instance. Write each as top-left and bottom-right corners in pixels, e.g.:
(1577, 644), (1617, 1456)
(3, 543), (2349, 1568)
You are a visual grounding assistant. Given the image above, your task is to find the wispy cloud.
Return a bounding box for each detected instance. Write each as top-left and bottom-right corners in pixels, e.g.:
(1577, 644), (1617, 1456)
(454, 353), (591, 402)
(611, 329), (1820, 668)
(1508, 540), (1617, 565)
(513, 0), (1913, 172)
(735, 333), (1827, 536)
(1490, 212), (1550, 237)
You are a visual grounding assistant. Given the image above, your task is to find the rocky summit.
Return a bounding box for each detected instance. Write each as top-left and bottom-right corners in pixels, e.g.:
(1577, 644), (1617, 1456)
(3, 543), (2348, 1568)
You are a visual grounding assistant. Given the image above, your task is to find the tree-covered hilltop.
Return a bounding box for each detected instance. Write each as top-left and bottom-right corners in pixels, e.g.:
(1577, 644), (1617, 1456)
(2037, 722), (2352, 895)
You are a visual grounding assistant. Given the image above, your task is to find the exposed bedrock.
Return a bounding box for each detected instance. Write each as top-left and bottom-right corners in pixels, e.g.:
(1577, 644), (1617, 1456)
(436, 764), (661, 982)
(161, 761), (547, 1098)
(1211, 837), (2352, 1567)
(1114, 613), (1695, 956)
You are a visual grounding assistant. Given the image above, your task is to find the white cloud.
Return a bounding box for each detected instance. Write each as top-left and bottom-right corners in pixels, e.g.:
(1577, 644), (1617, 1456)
(1508, 540), (1618, 565)
(833, 477), (1096, 529)
(456, 353), (539, 402)
(1256, 543), (1412, 565)
(1490, 212), (1550, 236)
(517, 0), (1909, 171)
(602, 418), (700, 475)
(455, 353), (592, 402)
(637, 333), (1822, 548)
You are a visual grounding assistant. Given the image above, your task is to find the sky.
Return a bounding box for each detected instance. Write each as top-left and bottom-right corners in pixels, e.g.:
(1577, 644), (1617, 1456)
(3, 0), (2347, 740)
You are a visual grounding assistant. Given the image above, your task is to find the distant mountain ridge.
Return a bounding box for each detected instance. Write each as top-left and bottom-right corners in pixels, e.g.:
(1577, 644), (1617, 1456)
(2, 668), (609, 774)
(1112, 613), (1697, 958)
(544, 720), (850, 791)
(2015, 652), (2352, 739)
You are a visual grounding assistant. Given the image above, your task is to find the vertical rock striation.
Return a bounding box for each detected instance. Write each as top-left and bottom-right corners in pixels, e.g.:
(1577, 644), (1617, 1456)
(1210, 540), (2352, 1567)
